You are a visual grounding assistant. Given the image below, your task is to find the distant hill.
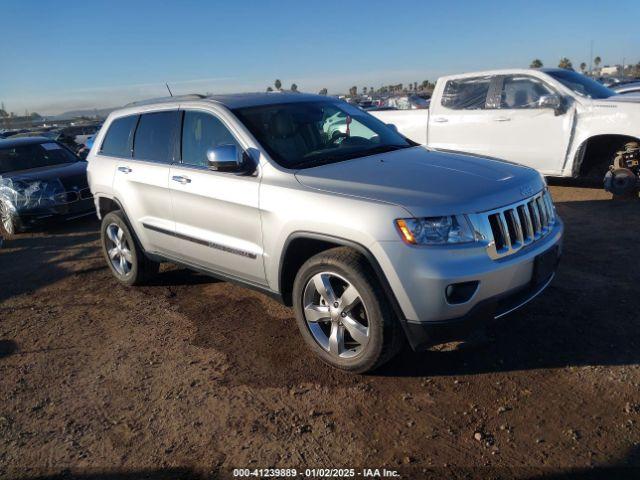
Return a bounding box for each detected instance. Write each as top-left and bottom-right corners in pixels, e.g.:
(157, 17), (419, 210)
(51, 107), (118, 120)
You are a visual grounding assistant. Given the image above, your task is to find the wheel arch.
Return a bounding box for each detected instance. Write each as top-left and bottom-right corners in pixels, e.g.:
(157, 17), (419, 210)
(96, 195), (149, 257)
(572, 134), (640, 177)
(96, 195), (124, 219)
(278, 232), (406, 322)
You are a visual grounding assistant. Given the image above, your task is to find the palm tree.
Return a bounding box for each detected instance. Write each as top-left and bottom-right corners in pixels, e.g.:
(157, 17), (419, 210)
(290, 83), (298, 92)
(530, 59), (543, 68)
(318, 88), (328, 95)
(274, 79), (282, 91)
(558, 57), (573, 70)
(363, 87), (368, 95)
(266, 86), (273, 92)
(349, 86), (358, 97)
(580, 62), (587, 73)
(594, 56), (601, 69)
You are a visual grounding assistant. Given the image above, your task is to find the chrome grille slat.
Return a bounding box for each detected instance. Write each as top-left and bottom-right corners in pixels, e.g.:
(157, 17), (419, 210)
(537, 197), (548, 228)
(518, 204), (534, 242)
(509, 209), (524, 245)
(497, 212), (511, 249)
(482, 190), (556, 260)
(529, 200), (541, 235)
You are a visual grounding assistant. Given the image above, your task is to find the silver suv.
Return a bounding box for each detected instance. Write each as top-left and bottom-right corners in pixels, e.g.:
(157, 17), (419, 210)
(87, 93), (563, 373)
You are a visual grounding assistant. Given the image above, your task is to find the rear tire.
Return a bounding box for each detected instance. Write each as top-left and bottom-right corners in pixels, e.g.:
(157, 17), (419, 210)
(100, 210), (159, 286)
(292, 247), (403, 373)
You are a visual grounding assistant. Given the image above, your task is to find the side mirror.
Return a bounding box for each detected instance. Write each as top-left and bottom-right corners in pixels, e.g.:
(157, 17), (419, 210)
(206, 145), (243, 172)
(387, 123), (399, 133)
(538, 94), (564, 114)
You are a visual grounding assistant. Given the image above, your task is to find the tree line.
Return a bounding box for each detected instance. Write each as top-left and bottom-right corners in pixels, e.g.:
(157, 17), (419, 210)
(265, 79), (436, 97)
(530, 56), (640, 76)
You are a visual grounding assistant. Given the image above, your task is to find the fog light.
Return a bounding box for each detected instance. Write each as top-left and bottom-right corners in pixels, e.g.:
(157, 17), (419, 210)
(445, 281), (479, 304)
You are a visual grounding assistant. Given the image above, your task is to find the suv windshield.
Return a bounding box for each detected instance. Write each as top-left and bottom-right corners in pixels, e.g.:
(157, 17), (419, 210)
(233, 101), (414, 169)
(0, 142), (79, 174)
(546, 70), (616, 99)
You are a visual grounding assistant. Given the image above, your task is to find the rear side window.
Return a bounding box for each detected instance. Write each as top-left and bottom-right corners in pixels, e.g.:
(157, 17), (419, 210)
(133, 111), (180, 163)
(100, 115), (138, 157)
(441, 77), (491, 110)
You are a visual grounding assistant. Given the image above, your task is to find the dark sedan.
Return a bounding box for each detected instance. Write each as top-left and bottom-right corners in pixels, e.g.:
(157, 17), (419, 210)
(0, 137), (94, 234)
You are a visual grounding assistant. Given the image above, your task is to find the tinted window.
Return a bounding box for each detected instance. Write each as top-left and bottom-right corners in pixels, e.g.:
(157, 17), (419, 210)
(101, 115), (138, 157)
(133, 111), (180, 163)
(0, 142), (78, 174)
(499, 76), (554, 109)
(181, 111), (240, 167)
(441, 77), (491, 110)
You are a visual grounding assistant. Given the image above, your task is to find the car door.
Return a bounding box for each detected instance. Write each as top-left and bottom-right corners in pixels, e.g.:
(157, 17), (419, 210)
(428, 75), (496, 156)
(168, 108), (265, 284)
(111, 110), (180, 255)
(484, 75), (573, 174)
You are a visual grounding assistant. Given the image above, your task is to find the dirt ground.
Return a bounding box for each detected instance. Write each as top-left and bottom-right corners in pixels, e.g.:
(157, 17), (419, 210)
(1, 183), (639, 480)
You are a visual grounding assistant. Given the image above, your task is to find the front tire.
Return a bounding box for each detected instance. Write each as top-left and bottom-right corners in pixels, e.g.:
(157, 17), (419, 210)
(292, 247), (403, 373)
(100, 211), (159, 286)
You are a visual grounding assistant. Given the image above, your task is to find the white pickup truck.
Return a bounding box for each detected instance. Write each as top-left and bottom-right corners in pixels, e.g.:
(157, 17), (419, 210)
(371, 68), (640, 189)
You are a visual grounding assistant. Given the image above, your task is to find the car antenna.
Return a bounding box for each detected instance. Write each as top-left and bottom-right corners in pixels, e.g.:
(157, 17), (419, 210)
(165, 83), (173, 97)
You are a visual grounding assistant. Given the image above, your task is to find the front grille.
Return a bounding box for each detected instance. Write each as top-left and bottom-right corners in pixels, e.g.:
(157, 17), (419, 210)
(484, 190), (556, 259)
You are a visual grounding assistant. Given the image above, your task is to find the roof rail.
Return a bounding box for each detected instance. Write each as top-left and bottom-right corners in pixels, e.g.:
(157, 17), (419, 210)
(124, 94), (207, 108)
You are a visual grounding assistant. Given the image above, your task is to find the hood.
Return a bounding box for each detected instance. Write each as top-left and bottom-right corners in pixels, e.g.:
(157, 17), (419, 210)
(2, 161), (88, 190)
(294, 147), (544, 217)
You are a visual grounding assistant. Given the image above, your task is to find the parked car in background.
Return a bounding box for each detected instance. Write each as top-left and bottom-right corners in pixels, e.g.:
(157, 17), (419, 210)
(612, 81), (640, 96)
(385, 94), (430, 110)
(0, 137), (93, 234)
(76, 134), (97, 160)
(10, 129), (78, 150)
(371, 68), (640, 190)
(62, 124), (101, 147)
(87, 92), (562, 372)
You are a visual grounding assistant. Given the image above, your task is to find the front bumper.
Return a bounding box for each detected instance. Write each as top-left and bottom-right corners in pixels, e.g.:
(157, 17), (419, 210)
(371, 217), (563, 349)
(403, 269), (557, 350)
(16, 197), (95, 228)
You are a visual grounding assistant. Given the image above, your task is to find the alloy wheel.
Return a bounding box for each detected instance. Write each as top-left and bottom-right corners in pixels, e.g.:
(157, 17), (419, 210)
(302, 272), (370, 358)
(105, 223), (133, 276)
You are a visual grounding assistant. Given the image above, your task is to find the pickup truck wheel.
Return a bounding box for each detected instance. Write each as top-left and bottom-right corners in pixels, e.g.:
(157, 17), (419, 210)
(100, 211), (159, 286)
(292, 247), (402, 373)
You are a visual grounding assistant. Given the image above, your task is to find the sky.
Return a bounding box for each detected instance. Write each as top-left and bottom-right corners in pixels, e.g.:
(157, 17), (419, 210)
(1, 0), (639, 116)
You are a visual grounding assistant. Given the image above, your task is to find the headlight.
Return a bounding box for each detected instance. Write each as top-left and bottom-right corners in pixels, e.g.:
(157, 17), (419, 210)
(395, 215), (476, 245)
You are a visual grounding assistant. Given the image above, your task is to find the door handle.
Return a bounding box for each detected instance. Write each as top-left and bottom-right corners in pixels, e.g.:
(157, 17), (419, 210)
(172, 175), (192, 185)
(432, 117), (449, 123)
(494, 117), (511, 122)
(117, 166), (132, 173)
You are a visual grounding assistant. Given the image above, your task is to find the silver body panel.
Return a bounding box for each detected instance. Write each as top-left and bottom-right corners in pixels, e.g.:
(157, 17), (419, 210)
(87, 93), (563, 329)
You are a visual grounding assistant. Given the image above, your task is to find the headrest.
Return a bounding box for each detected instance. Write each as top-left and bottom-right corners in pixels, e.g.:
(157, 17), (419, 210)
(270, 111), (297, 138)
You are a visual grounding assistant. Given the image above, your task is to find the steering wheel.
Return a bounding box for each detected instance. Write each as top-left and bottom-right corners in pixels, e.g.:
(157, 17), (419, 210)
(330, 130), (348, 145)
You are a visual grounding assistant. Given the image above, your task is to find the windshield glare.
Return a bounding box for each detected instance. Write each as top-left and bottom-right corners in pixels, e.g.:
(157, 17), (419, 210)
(0, 142), (78, 175)
(233, 101), (413, 169)
(546, 70), (616, 99)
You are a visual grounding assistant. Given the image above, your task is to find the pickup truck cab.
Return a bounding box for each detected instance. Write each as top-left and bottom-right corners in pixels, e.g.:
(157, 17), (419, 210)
(372, 68), (640, 180)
